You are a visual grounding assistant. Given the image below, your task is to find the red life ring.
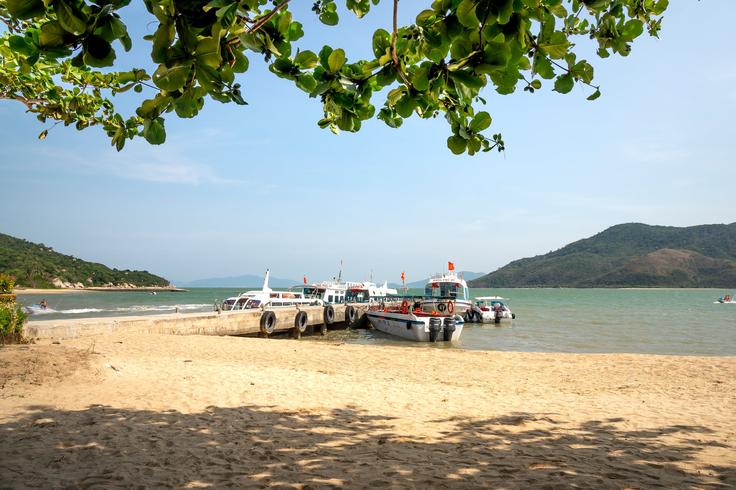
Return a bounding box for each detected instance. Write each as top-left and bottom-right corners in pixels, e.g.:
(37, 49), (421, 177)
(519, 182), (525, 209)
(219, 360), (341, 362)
(400, 300), (409, 314)
(447, 301), (454, 314)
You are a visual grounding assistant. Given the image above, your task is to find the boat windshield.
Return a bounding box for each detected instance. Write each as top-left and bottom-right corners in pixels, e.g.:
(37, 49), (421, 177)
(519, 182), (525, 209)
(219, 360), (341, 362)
(303, 287), (322, 299)
(425, 282), (466, 299)
(244, 299), (261, 309)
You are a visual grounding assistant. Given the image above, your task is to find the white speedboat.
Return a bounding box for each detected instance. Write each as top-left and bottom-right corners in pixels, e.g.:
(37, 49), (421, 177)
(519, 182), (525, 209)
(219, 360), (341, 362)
(421, 269), (472, 314)
(467, 296), (515, 324)
(221, 270), (317, 310)
(345, 280), (398, 303)
(366, 300), (464, 342)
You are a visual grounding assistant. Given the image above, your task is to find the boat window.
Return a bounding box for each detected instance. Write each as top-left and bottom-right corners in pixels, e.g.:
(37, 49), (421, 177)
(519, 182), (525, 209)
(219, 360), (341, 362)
(246, 299), (261, 308)
(328, 295), (333, 303)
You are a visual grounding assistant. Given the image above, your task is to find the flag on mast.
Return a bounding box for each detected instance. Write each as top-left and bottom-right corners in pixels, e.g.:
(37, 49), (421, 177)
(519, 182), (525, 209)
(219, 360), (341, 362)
(448, 261), (455, 271)
(303, 275), (307, 285)
(401, 271), (406, 286)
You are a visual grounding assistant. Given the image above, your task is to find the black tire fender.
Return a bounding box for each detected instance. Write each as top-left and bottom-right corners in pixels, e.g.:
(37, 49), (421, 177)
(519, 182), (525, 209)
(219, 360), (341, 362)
(345, 305), (356, 324)
(295, 310), (308, 333)
(260, 311), (276, 334)
(324, 305), (335, 325)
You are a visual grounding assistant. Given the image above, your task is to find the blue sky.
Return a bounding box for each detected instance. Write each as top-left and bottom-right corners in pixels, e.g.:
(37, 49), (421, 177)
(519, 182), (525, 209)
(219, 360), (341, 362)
(1, 1), (734, 284)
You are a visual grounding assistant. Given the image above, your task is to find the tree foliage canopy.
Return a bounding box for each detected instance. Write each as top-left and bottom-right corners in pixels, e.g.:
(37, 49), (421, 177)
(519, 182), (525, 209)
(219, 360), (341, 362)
(0, 0), (669, 153)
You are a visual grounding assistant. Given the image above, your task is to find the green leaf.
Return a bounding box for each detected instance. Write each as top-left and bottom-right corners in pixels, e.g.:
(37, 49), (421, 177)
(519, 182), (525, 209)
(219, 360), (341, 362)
(327, 48), (346, 72)
(319, 2), (339, 26)
(277, 11), (292, 34)
(447, 135), (467, 154)
(456, 0), (479, 28)
(39, 21), (68, 48)
(411, 65), (430, 91)
(152, 64), (191, 91)
(288, 22), (304, 41)
(553, 73), (574, 94)
(533, 55), (555, 79)
(469, 112), (491, 132)
(539, 31), (569, 59)
(195, 37), (221, 68)
(56, 0), (88, 36)
(372, 28), (391, 58)
(530, 79), (542, 90)
(449, 70), (485, 90)
(83, 35), (116, 67)
(586, 88), (601, 101)
(621, 19), (644, 41)
(6, 0), (45, 19)
(143, 117), (166, 145)
(296, 74), (318, 93)
(8, 35), (36, 56)
(294, 50), (319, 68)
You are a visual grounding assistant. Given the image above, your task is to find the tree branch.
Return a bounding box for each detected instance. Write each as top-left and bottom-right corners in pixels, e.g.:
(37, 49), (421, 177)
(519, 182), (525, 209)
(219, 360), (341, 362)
(247, 0), (291, 34)
(391, 0), (413, 87)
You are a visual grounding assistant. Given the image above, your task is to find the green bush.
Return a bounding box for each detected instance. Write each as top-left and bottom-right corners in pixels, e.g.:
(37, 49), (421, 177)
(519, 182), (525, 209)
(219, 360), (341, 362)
(0, 273), (15, 294)
(0, 302), (27, 343)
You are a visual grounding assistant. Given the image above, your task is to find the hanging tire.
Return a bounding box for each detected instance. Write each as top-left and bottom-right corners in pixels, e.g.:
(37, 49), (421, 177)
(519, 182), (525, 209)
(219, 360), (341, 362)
(260, 311), (276, 334)
(295, 310), (308, 333)
(345, 305), (356, 325)
(323, 305), (335, 325)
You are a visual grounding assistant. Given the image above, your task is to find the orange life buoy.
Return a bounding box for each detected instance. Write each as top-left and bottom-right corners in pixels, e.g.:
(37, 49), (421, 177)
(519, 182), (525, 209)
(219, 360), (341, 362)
(400, 300), (409, 314)
(447, 301), (454, 314)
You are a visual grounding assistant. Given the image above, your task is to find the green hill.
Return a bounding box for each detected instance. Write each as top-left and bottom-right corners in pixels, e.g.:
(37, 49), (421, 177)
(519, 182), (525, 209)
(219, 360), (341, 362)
(469, 223), (736, 288)
(0, 233), (170, 288)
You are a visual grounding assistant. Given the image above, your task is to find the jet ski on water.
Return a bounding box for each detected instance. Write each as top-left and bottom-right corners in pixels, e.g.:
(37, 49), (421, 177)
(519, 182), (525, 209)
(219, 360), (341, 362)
(715, 294), (735, 304)
(23, 299), (53, 315)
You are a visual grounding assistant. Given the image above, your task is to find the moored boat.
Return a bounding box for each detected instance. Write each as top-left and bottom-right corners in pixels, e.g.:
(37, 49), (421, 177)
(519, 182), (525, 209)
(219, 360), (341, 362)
(221, 270), (317, 310)
(421, 264), (472, 315)
(467, 296), (515, 324)
(366, 299), (464, 342)
(345, 280), (398, 303)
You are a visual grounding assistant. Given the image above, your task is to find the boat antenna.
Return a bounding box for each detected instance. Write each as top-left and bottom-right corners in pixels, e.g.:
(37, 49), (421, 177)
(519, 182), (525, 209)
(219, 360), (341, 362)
(337, 259), (343, 283)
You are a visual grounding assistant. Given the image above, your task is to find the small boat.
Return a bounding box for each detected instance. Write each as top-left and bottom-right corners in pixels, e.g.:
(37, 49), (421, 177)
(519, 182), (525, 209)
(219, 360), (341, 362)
(345, 280), (398, 303)
(221, 270), (318, 310)
(421, 266), (472, 315)
(716, 294), (735, 304)
(467, 296), (515, 324)
(366, 299), (464, 342)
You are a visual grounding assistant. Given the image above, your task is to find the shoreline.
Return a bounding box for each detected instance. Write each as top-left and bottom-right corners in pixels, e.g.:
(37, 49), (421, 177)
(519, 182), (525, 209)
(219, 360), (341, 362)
(15, 286), (187, 294)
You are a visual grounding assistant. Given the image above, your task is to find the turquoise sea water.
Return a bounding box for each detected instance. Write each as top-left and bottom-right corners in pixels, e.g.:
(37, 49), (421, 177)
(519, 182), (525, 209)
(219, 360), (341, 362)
(17, 288), (736, 356)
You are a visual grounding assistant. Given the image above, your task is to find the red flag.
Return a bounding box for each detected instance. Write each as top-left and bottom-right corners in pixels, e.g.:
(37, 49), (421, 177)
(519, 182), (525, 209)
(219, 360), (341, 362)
(401, 271), (405, 282)
(448, 261), (455, 271)
(303, 275), (307, 285)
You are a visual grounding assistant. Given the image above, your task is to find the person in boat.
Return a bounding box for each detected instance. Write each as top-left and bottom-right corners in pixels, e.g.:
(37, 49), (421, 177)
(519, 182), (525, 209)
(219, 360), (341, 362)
(39, 299), (48, 309)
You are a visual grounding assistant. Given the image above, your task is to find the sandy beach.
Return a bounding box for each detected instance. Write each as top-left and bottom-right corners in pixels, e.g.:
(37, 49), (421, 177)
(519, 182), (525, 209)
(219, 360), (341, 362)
(1, 335), (734, 488)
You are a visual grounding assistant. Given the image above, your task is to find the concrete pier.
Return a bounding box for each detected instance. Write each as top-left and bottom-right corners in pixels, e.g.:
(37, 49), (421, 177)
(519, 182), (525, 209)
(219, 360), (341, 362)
(24, 304), (373, 340)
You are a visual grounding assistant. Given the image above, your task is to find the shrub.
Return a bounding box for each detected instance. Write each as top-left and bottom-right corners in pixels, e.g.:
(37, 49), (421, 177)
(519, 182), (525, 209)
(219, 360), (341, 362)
(0, 302), (27, 344)
(0, 273), (15, 294)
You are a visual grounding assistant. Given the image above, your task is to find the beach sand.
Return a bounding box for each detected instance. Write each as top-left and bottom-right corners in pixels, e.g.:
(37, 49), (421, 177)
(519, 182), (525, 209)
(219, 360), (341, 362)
(1, 335), (734, 488)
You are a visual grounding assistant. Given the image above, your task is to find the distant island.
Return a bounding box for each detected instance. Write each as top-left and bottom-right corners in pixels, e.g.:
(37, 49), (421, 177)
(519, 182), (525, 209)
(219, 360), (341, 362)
(469, 223), (736, 288)
(176, 274), (299, 288)
(0, 233), (171, 289)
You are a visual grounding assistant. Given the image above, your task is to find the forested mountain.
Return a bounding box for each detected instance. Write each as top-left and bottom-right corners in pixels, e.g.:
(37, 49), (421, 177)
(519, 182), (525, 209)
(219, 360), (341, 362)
(0, 233), (170, 288)
(469, 223), (736, 288)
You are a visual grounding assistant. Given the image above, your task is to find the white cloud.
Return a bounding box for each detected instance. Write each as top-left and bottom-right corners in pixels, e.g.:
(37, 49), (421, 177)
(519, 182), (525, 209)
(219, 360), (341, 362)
(21, 141), (243, 185)
(620, 143), (689, 164)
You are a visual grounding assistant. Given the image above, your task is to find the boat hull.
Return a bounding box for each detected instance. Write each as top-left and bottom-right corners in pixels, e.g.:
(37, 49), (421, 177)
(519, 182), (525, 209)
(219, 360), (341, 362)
(366, 311), (463, 342)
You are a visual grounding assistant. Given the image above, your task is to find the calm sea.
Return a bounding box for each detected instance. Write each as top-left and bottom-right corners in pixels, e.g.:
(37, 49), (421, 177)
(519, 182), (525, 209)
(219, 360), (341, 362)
(17, 288), (736, 356)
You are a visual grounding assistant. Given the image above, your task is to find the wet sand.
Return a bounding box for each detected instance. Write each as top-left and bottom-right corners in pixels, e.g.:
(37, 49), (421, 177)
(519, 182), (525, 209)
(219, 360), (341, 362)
(1, 334), (734, 488)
